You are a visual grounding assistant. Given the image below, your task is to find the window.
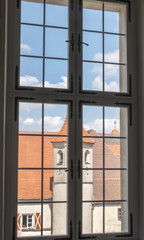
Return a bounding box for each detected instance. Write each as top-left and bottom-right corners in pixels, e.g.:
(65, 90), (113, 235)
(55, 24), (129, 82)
(85, 150), (90, 164)
(57, 150), (63, 165)
(3, 0), (137, 240)
(22, 214), (33, 229)
(118, 208), (122, 221)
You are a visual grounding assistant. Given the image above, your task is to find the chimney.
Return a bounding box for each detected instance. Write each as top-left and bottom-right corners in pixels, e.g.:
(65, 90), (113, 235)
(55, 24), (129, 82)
(114, 120), (116, 129)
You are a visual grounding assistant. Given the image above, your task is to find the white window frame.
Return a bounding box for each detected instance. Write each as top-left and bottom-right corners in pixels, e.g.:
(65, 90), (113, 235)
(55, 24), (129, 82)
(21, 214), (34, 229)
(1, 0), (139, 240)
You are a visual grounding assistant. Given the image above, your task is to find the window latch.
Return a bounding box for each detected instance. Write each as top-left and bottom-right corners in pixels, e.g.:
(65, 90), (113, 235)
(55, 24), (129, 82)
(66, 34), (74, 52)
(78, 34), (89, 52)
(65, 159), (73, 179)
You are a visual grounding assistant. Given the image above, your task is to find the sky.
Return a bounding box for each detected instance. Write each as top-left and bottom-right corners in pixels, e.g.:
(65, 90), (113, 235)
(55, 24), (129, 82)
(19, 0), (127, 134)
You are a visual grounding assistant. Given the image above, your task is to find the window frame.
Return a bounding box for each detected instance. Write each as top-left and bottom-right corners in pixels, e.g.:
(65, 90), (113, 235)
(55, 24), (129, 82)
(2, 0), (139, 240)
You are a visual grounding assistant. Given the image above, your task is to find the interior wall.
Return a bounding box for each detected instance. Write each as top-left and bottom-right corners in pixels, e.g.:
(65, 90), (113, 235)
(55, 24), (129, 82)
(136, 0), (144, 239)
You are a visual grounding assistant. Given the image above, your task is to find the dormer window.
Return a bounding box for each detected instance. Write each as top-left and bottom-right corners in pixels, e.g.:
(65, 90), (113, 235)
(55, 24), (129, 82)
(85, 150), (90, 164)
(57, 150), (63, 165)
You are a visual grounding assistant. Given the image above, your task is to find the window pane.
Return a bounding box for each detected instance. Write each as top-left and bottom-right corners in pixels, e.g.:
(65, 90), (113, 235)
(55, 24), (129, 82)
(82, 203), (103, 234)
(105, 139), (128, 169)
(43, 170), (68, 201)
(83, 0), (102, 31)
(83, 170), (103, 201)
(18, 170), (41, 200)
(104, 64), (127, 93)
(21, 25), (43, 56)
(83, 32), (102, 61)
(45, 59), (68, 89)
(19, 103), (42, 134)
(105, 202), (128, 233)
(44, 104), (68, 134)
(104, 107), (128, 138)
(104, 34), (126, 64)
(20, 57), (43, 87)
(83, 137), (103, 168)
(46, 0), (68, 27)
(18, 136), (42, 168)
(45, 28), (68, 58)
(44, 136), (68, 168)
(104, 3), (126, 34)
(105, 170), (127, 201)
(43, 203), (67, 235)
(21, 0), (44, 24)
(83, 106), (103, 135)
(17, 204), (41, 237)
(83, 62), (103, 91)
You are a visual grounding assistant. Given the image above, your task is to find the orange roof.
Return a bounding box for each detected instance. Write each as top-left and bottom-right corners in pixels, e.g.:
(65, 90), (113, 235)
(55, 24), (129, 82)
(52, 116), (94, 144)
(111, 129), (120, 135)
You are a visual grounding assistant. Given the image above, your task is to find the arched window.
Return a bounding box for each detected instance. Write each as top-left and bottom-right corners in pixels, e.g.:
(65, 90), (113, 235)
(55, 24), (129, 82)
(85, 150), (90, 164)
(57, 150), (63, 165)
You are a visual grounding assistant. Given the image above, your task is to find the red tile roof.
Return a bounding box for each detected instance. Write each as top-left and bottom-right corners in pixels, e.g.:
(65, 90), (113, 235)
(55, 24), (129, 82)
(18, 118), (121, 200)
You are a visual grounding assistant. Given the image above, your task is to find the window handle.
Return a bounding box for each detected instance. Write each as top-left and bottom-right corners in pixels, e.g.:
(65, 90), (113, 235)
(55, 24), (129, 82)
(78, 34), (89, 52)
(65, 159), (73, 179)
(65, 34), (74, 52)
(81, 41), (89, 46)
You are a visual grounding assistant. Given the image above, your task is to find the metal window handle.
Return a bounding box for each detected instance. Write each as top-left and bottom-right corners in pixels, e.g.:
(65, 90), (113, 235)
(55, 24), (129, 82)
(81, 41), (89, 46)
(65, 34), (74, 52)
(78, 34), (89, 52)
(65, 159), (73, 179)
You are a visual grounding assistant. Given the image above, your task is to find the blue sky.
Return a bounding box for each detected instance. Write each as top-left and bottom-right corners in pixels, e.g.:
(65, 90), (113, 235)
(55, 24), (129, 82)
(19, 1), (127, 134)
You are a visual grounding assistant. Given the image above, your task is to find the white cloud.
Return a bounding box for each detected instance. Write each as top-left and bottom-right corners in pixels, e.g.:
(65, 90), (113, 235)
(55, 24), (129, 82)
(20, 102), (41, 112)
(45, 76), (67, 89)
(91, 50), (119, 92)
(92, 76), (119, 92)
(20, 75), (40, 86)
(23, 118), (35, 125)
(84, 119), (120, 133)
(21, 44), (32, 53)
(20, 75), (67, 89)
(92, 76), (102, 91)
(93, 49), (119, 63)
(37, 116), (63, 132)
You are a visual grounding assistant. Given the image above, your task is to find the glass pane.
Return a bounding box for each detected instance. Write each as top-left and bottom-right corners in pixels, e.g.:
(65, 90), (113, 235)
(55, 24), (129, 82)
(45, 59), (68, 89)
(83, 170), (103, 201)
(105, 170), (127, 201)
(17, 204), (41, 237)
(83, 32), (102, 61)
(21, 0), (43, 24)
(19, 103), (42, 134)
(104, 34), (126, 64)
(45, 28), (68, 58)
(43, 170), (67, 201)
(105, 139), (128, 169)
(18, 136), (42, 168)
(104, 107), (128, 138)
(20, 57), (43, 87)
(83, 0), (102, 31)
(18, 170), (41, 200)
(104, 3), (126, 34)
(44, 136), (68, 168)
(21, 25), (43, 56)
(83, 137), (103, 168)
(83, 62), (103, 91)
(46, 0), (68, 27)
(83, 106), (103, 135)
(43, 203), (67, 235)
(105, 202), (128, 233)
(82, 203), (103, 234)
(44, 104), (68, 134)
(104, 64), (127, 93)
